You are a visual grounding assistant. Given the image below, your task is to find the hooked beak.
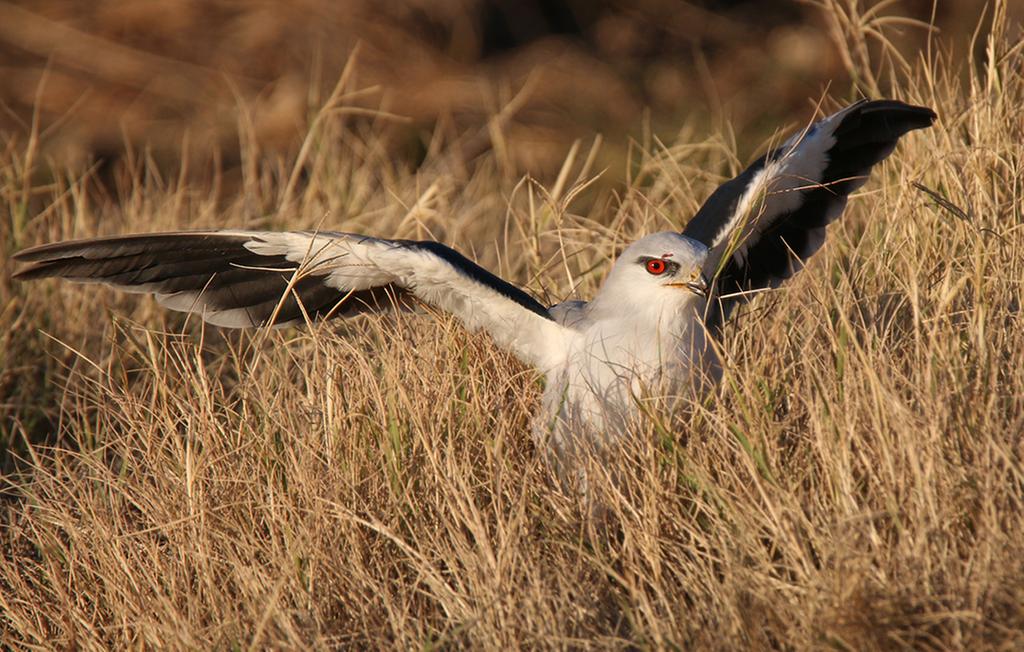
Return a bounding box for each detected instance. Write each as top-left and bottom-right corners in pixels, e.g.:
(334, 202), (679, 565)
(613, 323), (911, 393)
(666, 273), (710, 298)
(687, 273), (710, 297)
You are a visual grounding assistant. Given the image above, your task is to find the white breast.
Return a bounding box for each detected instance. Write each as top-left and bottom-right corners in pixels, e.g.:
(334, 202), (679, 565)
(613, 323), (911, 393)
(535, 300), (718, 463)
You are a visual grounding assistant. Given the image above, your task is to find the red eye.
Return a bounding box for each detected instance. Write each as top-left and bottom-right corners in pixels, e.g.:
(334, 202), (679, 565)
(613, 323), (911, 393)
(645, 259), (667, 275)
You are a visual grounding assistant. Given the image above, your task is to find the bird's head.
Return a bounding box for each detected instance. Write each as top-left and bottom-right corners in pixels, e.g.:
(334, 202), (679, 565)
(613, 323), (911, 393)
(591, 232), (710, 316)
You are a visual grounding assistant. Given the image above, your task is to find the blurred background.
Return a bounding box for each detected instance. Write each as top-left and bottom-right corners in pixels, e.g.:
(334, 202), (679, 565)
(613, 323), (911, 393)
(0, 0), (1018, 187)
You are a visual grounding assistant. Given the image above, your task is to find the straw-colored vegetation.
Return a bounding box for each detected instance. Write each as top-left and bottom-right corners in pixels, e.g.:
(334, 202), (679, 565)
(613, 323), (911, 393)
(2, 2), (1022, 649)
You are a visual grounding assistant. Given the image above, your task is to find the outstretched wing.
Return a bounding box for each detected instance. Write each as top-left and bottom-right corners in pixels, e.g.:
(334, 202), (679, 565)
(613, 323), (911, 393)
(13, 230), (568, 368)
(682, 99), (935, 329)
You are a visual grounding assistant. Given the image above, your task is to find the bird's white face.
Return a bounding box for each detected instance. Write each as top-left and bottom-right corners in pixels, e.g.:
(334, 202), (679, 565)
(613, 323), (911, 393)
(592, 232), (710, 316)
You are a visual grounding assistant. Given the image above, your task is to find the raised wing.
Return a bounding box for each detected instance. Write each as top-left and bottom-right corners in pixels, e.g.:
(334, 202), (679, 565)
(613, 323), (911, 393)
(683, 99), (935, 328)
(13, 230), (568, 368)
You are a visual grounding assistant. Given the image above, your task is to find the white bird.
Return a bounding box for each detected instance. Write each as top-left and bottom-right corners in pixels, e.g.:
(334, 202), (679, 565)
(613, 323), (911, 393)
(13, 99), (935, 464)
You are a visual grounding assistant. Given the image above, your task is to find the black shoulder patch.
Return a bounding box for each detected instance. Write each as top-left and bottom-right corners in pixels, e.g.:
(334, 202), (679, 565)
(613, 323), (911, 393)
(401, 240), (552, 320)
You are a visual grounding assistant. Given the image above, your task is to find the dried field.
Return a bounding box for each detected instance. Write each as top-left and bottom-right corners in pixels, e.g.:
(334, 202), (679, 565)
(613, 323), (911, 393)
(1, 2), (1023, 649)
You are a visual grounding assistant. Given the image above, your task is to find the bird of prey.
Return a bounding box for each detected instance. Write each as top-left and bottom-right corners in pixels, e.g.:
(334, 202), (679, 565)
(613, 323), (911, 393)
(13, 99), (935, 463)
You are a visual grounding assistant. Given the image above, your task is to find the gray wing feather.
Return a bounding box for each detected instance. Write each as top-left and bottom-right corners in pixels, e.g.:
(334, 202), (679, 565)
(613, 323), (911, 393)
(683, 99), (936, 331)
(13, 230), (568, 368)
(13, 231), (408, 327)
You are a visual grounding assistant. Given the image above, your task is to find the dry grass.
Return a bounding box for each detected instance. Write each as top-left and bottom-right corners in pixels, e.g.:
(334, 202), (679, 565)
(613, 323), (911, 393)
(2, 2), (1024, 649)
(4, 0), (1015, 181)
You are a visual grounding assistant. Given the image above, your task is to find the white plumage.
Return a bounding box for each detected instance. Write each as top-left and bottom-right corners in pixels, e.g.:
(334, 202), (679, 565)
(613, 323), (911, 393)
(13, 99), (935, 465)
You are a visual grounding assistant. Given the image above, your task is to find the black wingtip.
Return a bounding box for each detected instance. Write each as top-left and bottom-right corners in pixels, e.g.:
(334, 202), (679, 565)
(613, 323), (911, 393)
(11, 235), (136, 262)
(864, 99), (937, 125)
(11, 264), (42, 281)
(11, 260), (76, 281)
(11, 242), (57, 262)
(13, 236), (106, 264)
(11, 244), (67, 279)
(838, 99), (937, 139)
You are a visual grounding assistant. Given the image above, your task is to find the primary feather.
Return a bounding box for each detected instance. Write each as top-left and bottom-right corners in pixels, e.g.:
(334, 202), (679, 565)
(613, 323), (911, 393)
(14, 231), (565, 368)
(684, 99), (935, 328)
(13, 98), (935, 468)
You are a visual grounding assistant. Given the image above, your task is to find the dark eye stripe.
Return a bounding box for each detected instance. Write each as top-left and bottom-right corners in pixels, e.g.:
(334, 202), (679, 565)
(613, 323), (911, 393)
(636, 256), (681, 275)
